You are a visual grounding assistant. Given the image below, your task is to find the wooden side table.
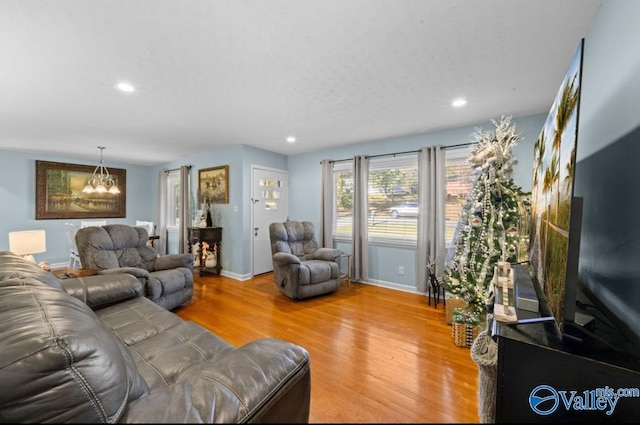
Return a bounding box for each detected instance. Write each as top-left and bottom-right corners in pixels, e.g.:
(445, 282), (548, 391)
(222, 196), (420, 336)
(148, 234), (159, 247)
(188, 227), (222, 276)
(53, 268), (98, 280)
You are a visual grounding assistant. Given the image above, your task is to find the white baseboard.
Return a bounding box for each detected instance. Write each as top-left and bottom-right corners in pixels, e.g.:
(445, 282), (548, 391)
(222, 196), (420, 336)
(355, 278), (420, 295)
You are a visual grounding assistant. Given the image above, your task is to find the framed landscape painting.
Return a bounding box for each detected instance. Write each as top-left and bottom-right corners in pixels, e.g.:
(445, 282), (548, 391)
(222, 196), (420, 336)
(198, 165), (229, 204)
(35, 160), (126, 219)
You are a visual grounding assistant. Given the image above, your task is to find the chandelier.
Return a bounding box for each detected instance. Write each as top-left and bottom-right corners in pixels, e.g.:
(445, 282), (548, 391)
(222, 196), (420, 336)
(82, 146), (120, 194)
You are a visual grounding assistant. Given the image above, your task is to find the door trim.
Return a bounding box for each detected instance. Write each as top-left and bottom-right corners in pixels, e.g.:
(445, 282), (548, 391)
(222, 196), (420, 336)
(251, 165), (289, 276)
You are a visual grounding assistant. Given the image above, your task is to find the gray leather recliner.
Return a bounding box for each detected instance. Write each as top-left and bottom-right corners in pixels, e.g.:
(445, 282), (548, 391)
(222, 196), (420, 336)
(76, 224), (193, 310)
(0, 250), (311, 423)
(269, 220), (342, 300)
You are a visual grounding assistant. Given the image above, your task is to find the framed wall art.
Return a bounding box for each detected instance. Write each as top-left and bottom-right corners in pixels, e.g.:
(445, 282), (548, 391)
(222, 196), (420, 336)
(35, 160), (126, 220)
(198, 165), (229, 204)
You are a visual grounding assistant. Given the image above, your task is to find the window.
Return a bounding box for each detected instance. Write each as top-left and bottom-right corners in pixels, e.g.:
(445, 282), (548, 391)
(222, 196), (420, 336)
(444, 146), (475, 247)
(332, 154), (419, 245)
(368, 154), (419, 244)
(165, 169), (181, 229)
(331, 145), (475, 248)
(333, 161), (353, 239)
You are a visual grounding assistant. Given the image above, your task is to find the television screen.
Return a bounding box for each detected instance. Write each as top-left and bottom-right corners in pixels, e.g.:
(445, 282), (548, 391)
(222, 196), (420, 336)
(528, 39), (583, 330)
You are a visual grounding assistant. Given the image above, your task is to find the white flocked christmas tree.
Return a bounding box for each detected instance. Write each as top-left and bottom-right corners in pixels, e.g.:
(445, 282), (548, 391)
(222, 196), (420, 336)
(443, 116), (530, 318)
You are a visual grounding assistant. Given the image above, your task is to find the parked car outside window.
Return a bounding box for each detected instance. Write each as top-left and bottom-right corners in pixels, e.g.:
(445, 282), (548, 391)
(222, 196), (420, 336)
(387, 202), (418, 218)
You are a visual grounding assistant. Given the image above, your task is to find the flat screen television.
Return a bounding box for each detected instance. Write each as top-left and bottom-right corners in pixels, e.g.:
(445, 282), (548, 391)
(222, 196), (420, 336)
(528, 38), (640, 358)
(528, 39), (584, 338)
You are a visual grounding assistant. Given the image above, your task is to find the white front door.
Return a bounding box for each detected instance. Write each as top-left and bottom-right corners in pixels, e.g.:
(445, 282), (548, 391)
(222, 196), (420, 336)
(252, 166), (289, 276)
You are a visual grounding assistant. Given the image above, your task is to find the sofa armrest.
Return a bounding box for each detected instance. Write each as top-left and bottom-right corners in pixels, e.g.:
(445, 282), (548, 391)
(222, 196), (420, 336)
(99, 267), (150, 280)
(120, 338), (310, 423)
(272, 252), (301, 266)
(59, 273), (144, 310)
(152, 253), (194, 271)
(312, 248), (342, 262)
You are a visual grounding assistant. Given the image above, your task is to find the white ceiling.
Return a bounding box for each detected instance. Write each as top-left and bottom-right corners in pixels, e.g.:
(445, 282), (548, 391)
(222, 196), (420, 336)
(0, 0), (603, 166)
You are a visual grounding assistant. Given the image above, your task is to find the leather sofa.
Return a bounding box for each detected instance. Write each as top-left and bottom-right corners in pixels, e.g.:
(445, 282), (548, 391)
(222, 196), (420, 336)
(0, 251), (311, 423)
(75, 224), (194, 310)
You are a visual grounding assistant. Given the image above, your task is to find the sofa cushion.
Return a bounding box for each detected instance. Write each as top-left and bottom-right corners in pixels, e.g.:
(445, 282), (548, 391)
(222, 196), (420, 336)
(95, 297), (235, 388)
(59, 273), (145, 310)
(148, 268), (191, 297)
(76, 225), (157, 270)
(270, 221), (320, 261)
(299, 260), (339, 285)
(0, 276), (148, 423)
(95, 297), (311, 423)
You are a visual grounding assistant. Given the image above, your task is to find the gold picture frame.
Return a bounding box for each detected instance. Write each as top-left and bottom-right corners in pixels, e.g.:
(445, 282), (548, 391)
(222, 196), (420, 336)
(35, 160), (126, 220)
(198, 165), (229, 204)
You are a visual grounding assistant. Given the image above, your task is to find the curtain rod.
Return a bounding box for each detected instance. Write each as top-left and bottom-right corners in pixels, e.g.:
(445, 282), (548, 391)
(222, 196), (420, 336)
(325, 141), (475, 164)
(326, 150), (417, 164)
(163, 165), (193, 174)
(446, 141), (475, 149)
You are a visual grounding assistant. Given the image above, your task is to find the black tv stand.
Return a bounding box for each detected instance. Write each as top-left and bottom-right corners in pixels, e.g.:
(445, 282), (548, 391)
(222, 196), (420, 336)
(492, 264), (640, 423)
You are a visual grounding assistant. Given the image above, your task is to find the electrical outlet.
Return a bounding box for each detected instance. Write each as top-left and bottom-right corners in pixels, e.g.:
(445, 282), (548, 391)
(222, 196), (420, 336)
(398, 266), (405, 275)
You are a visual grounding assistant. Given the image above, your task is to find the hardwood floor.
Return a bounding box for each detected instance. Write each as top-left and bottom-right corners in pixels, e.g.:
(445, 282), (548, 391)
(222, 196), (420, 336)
(174, 273), (480, 423)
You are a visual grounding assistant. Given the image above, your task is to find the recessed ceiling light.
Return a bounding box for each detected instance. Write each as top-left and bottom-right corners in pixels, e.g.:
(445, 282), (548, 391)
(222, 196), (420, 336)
(286, 136), (296, 143)
(452, 98), (467, 107)
(115, 82), (135, 93)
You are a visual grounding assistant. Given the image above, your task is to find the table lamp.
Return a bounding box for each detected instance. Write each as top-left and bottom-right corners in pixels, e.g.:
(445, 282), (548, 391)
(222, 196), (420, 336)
(9, 230), (46, 263)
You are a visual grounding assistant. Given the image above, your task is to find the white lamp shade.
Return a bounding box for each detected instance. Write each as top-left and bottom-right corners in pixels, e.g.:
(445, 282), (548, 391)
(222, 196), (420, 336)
(9, 230), (46, 256)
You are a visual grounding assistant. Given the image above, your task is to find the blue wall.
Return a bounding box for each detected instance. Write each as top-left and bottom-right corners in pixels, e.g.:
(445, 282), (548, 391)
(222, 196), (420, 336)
(0, 150), (153, 266)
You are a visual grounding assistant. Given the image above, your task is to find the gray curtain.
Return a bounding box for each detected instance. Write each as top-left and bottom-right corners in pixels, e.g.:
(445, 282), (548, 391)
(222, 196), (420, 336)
(352, 155), (369, 282)
(320, 159), (334, 248)
(178, 165), (192, 254)
(417, 146), (446, 293)
(157, 169), (168, 255)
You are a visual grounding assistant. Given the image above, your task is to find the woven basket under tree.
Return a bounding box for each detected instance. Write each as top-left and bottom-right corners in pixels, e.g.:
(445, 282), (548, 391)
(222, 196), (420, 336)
(452, 309), (482, 348)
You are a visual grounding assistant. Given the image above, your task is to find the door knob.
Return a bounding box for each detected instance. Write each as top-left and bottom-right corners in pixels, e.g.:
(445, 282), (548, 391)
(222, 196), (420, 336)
(254, 227), (259, 236)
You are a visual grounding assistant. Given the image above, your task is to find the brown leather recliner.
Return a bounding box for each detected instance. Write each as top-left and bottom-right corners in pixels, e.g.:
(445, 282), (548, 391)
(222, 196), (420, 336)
(269, 220), (342, 300)
(75, 224), (193, 310)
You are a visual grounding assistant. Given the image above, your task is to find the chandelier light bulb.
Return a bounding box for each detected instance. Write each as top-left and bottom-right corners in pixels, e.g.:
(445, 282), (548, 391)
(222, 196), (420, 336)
(83, 146), (119, 194)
